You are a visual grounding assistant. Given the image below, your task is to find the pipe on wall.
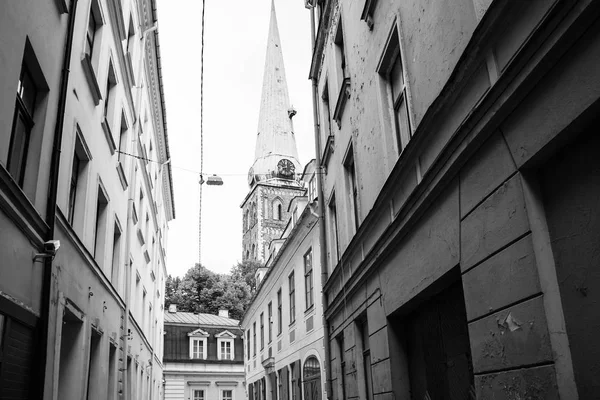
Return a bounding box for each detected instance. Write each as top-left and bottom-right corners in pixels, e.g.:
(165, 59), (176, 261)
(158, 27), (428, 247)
(307, 3), (332, 399)
(40, 0), (79, 396)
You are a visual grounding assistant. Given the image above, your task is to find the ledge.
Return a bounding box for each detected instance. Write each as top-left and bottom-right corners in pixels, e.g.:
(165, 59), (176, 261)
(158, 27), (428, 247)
(333, 78), (351, 128)
(116, 162), (128, 190)
(81, 53), (102, 106)
(101, 116), (116, 154)
(137, 227), (145, 245)
(125, 52), (136, 86)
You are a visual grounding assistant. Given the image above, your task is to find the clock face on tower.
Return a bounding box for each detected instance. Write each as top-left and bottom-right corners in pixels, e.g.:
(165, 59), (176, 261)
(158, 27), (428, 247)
(247, 167), (255, 185)
(277, 159), (295, 177)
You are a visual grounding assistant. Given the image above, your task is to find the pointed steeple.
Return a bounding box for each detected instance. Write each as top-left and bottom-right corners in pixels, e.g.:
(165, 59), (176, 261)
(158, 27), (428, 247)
(249, 0), (301, 186)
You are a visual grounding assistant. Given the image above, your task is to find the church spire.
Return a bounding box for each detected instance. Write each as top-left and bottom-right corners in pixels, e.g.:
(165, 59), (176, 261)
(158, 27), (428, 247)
(249, 0), (301, 186)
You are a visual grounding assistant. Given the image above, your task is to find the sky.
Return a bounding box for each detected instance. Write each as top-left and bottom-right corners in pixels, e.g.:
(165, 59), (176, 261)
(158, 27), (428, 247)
(156, 0), (316, 277)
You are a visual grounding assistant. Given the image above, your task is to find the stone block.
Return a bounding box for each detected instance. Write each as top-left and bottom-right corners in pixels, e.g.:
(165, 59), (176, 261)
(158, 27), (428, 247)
(460, 132), (516, 218)
(462, 234), (540, 321)
(371, 359), (393, 395)
(373, 392), (394, 400)
(475, 365), (559, 400)
(367, 299), (387, 335)
(345, 370), (359, 399)
(501, 16), (600, 167)
(461, 173), (529, 271)
(469, 296), (552, 373)
(381, 181), (460, 314)
(369, 326), (389, 364)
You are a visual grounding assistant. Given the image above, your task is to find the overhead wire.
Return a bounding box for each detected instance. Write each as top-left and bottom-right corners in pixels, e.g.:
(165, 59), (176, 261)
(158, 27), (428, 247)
(199, 0), (206, 266)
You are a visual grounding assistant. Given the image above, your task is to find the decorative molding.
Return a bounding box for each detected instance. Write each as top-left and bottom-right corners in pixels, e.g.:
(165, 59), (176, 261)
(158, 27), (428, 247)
(216, 382), (239, 386)
(333, 77), (351, 128)
(81, 53), (102, 105)
(321, 135), (335, 169)
(188, 328), (210, 337)
(187, 381), (211, 386)
(0, 166), (48, 246)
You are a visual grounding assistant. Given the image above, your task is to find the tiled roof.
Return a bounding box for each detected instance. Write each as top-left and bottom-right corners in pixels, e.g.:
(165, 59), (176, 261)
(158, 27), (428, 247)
(164, 311), (239, 327)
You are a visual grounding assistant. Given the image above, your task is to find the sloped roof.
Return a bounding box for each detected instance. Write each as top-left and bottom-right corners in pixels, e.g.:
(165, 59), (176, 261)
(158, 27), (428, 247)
(164, 311), (239, 327)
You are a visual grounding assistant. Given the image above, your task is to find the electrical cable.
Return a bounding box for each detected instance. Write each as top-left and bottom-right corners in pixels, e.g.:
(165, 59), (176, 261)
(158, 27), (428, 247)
(198, 0), (206, 266)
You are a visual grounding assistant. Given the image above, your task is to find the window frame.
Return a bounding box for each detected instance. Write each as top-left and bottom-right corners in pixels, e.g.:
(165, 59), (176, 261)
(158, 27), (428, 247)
(193, 389), (205, 400)
(190, 337), (207, 360)
(221, 389), (233, 400)
(343, 143), (360, 232)
(260, 312), (265, 350)
(277, 289), (283, 335)
(304, 248), (314, 311)
(289, 271), (296, 324)
(268, 302), (273, 343)
(377, 22), (412, 156)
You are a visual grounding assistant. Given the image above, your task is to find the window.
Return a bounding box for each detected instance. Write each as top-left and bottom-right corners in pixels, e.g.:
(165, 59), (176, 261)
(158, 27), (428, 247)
(334, 18), (349, 81)
(193, 389), (205, 400)
(118, 110), (128, 164)
(344, 145), (359, 232)
(304, 249), (314, 310)
(67, 130), (90, 227)
(273, 199), (283, 221)
(84, 1), (103, 58)
(308, 175), (317, 203)
(337, 335), (346, 400)
(110, 220), (122, 288)
(328, 194), (340, 264)
(253, 322), (257, 356)
(8, 60), (42, 187)
(361, 0), (378, 30)
(378, 26), (411, 154)
(222, 389), (233, 400)
(220, 340), (232, 360)
(246, 330), (251, 359)
(86, 329), (102, 400)
(268, 302), (273, 343)
(358, 318), (373, 400)
(260, 312), (265, 350)
(103, 61), (117, 130)
(126, 14), (135, 55)
(289, 272), (296, 324)
(191, 338), (204, 359)
(94, 184), (109, 265)
(277, 289), (282, 335)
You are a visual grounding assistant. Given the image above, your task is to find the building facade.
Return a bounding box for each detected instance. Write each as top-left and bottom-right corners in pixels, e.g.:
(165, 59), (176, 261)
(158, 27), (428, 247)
(163, 307), (246, 400)
(241, 1), (306, 265)
(0, 0), (174, 399)
(307, 0), (600, 399)
(242, 160), (325, 400)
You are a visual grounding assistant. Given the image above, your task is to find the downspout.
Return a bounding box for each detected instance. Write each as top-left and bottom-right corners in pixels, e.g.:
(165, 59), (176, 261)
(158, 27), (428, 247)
(41, 0), (79, 396)
(307, 4), (332, 399)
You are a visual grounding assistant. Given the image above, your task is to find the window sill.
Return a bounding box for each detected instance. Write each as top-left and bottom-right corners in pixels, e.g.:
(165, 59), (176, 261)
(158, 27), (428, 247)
(101, 116), (116, 154)
(333, 77), (351, 128)
(81, 53), (102, 106)
(321, 135), (334, 170)
(116, 162), (128, 190)
(304, 305), (315, 316)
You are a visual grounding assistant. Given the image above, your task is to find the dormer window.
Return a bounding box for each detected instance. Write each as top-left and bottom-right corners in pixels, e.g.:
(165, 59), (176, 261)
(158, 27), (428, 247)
(216, 330), (236, 360)
(188, 328), (209, 360)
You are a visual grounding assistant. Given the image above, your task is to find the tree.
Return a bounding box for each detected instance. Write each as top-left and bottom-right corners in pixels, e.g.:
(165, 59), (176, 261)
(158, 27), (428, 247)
(230, 260), (262, 293)
(164, 260), (261, 320)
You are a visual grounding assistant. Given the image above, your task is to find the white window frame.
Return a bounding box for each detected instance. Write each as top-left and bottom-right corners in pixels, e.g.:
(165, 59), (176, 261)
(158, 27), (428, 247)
(188, 328), (209, 360)
(221, 389), (234, 400)
(215, 330), (236, 360)
(193, 389), (205, 400)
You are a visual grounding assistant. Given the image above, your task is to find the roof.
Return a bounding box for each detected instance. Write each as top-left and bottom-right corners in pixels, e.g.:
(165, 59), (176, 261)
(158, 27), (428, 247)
(164, 311), (240, 327)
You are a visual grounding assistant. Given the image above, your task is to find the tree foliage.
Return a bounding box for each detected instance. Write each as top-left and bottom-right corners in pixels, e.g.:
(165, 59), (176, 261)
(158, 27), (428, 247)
(164, 261), (261, 321)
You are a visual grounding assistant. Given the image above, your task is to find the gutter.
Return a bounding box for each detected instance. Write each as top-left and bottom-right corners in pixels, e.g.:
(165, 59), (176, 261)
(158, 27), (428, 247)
(40, 0), (79, 396)
(308, 3), (332, 399)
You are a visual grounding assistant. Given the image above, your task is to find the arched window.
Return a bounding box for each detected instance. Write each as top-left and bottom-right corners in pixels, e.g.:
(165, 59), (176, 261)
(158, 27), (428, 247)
(273, 199), (283, 220)
(303, 356), (322, 400)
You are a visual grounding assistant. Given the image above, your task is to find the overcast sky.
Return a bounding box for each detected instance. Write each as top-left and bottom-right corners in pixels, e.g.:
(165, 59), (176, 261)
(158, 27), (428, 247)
(157, 0), (315, 277)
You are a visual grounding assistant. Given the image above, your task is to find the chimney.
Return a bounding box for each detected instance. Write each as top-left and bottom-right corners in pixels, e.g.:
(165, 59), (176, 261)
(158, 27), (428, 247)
(218, 309), (229, 319)
(168, 304), (177, 313)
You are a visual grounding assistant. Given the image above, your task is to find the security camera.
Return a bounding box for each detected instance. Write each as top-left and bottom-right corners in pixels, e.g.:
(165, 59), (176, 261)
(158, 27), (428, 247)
(44, 240), (60, 255)
(33, 240), (61, 262)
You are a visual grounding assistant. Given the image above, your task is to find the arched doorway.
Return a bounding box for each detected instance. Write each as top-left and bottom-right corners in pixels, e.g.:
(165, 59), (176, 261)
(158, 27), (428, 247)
(303, 356), (322, 400)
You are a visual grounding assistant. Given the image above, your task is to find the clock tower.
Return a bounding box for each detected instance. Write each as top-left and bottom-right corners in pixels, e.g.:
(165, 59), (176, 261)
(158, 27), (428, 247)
(241, 0), (305, 263)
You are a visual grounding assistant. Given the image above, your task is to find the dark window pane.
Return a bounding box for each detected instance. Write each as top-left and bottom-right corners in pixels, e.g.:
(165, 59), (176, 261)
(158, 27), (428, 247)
(18, 67), (37, 116)
(8, 110), (31, 185)
(390, 53), (404, 103)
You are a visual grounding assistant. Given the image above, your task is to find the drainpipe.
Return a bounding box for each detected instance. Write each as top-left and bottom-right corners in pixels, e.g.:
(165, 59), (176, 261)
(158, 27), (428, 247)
(40, 0), (79, 396)
(307, 4), (332, 399)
